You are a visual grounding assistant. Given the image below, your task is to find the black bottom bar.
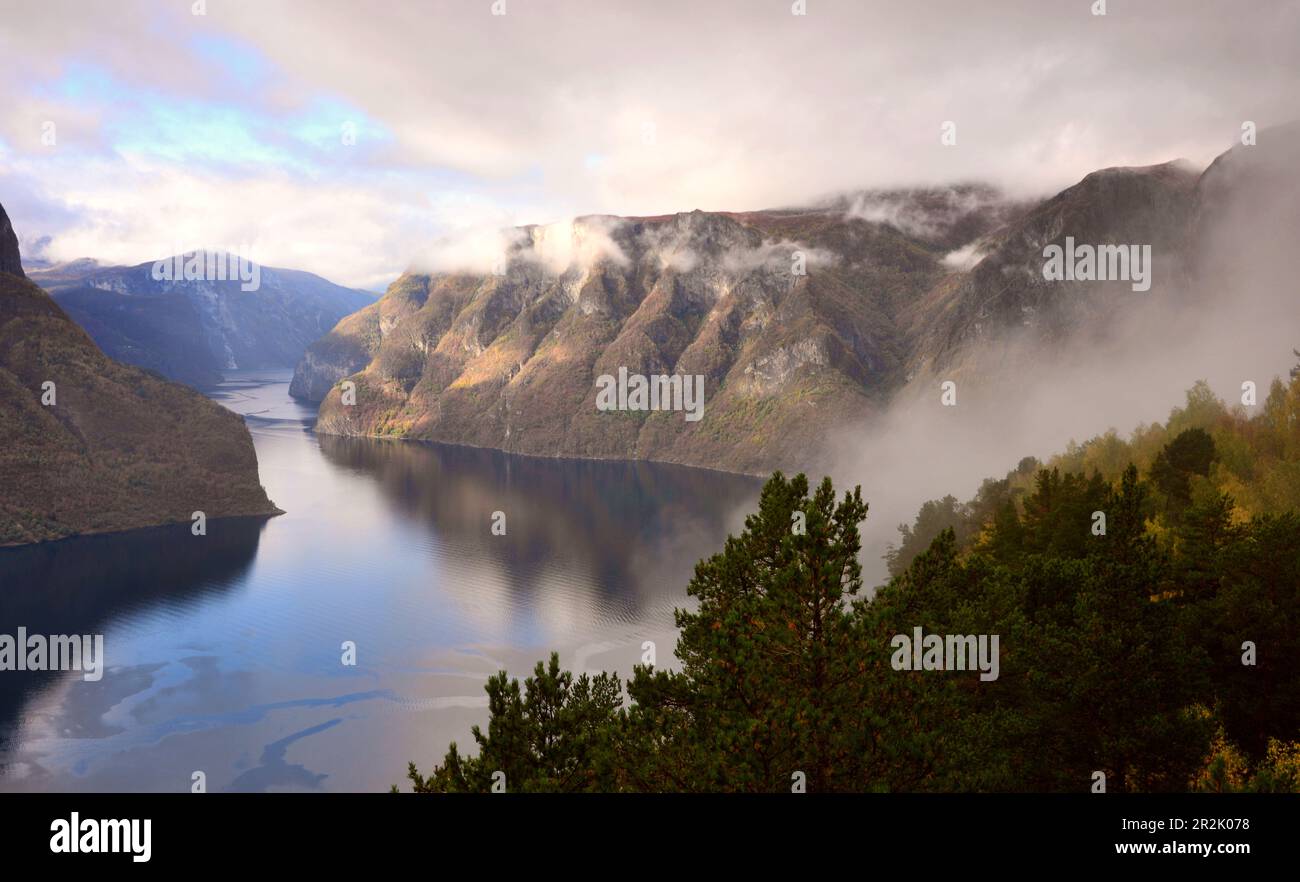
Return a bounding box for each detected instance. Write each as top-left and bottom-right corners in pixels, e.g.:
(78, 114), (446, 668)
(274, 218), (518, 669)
(3, 793), (1286, 866)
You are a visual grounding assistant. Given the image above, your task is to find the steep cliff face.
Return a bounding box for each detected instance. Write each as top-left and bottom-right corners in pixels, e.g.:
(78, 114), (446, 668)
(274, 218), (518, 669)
(1190, 121), (1300, 296)
(31, 258), (374, 389)
(287, 301), (379, 401)
(296, 137), (1288, 475)
(300, 200), (980, 473)
(0, 203), (280, 546)
(0, 204), (24, 278)
(905, 160), (1201, 385)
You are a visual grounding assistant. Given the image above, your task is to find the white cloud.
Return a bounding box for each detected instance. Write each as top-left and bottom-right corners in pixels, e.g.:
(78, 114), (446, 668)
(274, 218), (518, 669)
(523, 216), (629, 274)
(3, 155), (439, 290)
(941, 242), (987, 271)
(1, 0), (1297, 284)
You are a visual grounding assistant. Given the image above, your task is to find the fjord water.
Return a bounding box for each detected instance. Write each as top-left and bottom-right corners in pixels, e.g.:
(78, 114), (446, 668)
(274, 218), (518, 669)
(0, 371), (760, 792)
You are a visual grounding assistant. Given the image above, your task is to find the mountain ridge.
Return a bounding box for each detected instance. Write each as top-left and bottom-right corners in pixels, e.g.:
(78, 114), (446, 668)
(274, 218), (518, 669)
(291, 128), (1294, 476)
(31, 256), (375, 389)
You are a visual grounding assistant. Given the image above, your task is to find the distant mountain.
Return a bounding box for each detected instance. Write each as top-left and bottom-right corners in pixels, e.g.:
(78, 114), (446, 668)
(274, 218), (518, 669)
(30, 258), (374, 388)
(291, 129), (1296, 476)
(0, 203), (280, 546)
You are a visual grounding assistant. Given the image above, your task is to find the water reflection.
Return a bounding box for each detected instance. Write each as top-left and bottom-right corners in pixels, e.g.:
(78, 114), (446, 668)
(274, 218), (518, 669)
(0, 372), (761, 791)
(0, 519), (267, 749)
(317, 435), (761, 624)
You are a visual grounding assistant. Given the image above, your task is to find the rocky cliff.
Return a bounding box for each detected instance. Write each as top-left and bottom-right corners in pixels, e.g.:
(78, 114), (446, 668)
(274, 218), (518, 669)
(0, 204), (24, 278)
(903, 160), (1200, 385)
(294, 133), (1292, 475)
(298, 204), (959, 474)
(0, 203), (280, 546)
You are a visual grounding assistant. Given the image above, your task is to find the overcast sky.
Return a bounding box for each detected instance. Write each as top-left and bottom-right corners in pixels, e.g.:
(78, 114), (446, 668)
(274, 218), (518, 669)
(1, 0), (1296, 289)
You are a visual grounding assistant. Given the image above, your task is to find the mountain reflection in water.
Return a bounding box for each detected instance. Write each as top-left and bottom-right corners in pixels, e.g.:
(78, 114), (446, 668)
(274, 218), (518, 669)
(0, 370), (759, 792)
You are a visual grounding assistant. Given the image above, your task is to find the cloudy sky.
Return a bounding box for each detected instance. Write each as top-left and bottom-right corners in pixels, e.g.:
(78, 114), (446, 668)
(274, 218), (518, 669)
(1, 0), (1296, 289)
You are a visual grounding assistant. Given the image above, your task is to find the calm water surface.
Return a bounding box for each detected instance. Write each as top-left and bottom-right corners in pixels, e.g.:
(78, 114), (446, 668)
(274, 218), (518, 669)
(0, 370), (760, 792)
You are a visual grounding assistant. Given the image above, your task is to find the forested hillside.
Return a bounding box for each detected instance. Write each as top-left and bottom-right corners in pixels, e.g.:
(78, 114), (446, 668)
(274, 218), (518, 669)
(401, 365), (1300, 791)
(888, 360), (1300, 576)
